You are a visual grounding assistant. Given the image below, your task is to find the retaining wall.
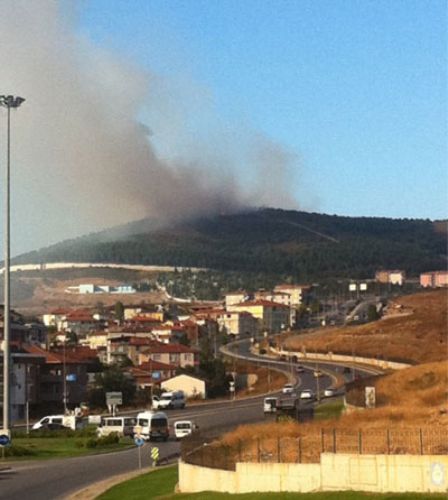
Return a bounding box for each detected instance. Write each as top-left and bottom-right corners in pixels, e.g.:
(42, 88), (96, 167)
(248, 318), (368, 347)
(271, 347), (411, 370)
(179, 453), (448, 494)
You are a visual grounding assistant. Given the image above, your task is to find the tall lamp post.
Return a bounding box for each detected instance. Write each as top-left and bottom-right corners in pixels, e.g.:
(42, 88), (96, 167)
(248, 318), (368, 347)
(1, 95), (25, 432)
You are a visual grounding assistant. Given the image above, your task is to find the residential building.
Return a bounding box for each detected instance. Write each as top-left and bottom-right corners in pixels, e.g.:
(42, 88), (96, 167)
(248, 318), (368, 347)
(273, 284), (312, 306)
(420, 271), (448, 288)
(124, 305), (164, 322)
(106, 336), (155, 365)
(0, 348), (45, 422)
(23, 345), (95, 412)
(375, 270), (406, 286)
(138, 342), (199, 369)
(224, 291), (248, 308)
(227, 300), (290, 334)
(126, 360), (176, 389)
(216, 311), (258, 337)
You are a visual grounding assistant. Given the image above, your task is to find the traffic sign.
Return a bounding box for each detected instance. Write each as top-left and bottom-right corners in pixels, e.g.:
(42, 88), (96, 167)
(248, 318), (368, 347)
(134, 437), (145, 447)
(151, 446), (159, 465)
(0, 434), (11, 447)
(106, 392), (122, 406)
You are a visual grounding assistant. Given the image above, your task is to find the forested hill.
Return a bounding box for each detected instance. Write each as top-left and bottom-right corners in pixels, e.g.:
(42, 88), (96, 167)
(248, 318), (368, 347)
(15, 209), (447, 280)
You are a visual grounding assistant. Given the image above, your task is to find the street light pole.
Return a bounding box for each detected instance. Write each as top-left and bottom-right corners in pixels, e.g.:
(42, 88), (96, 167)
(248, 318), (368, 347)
(0, 95), (25, 431)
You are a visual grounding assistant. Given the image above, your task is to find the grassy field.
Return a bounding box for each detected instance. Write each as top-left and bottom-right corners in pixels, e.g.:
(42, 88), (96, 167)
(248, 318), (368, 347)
(97, 466), (178, 499)
(97, 466), (445, 500)
(314, 400), (344, 420)
(3, 433), (132, 460)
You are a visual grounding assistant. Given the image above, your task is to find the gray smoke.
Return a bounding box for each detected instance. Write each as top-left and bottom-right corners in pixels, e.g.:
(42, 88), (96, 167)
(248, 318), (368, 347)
(0, 1), (300, 255)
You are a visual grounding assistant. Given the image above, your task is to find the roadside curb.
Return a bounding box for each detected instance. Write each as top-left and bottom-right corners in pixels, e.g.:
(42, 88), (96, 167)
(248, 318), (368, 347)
(64, 463), (175, 500)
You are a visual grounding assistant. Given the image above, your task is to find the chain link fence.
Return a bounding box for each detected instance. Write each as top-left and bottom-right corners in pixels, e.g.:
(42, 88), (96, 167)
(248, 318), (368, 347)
(182, 426), (448, 471)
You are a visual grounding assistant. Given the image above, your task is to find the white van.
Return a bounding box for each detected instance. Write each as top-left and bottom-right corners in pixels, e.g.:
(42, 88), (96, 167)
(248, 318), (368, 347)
(97, 416), (136, 438)
(263, 397), (278, 413)
(152, 391), (186, 410)
(134, 411), (169, 441)
(174, 420), (196, 440)
(32, 415), (78, 431)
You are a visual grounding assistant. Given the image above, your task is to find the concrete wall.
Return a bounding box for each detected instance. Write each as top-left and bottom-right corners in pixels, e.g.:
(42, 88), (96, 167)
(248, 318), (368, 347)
(179, 453), (448, 494)
(271, 347), (411, 371)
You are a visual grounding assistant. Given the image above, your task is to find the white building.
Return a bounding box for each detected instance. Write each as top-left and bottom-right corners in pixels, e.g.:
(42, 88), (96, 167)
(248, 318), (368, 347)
(161, 374), (206, 399)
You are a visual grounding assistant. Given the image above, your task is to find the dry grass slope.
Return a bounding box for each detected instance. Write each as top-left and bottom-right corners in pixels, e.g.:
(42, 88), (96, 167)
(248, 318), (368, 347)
(214, 291), (447, 457)
(286, 289), (447, 364)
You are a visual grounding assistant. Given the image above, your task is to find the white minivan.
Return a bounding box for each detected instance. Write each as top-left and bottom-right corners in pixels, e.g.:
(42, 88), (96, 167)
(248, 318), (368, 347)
(174, 420), (197, 440)
(134, 411), (169, 441)
(152, 391), (186, 410)
(32, 415), (78, 431)
(97, 416), (136, 437)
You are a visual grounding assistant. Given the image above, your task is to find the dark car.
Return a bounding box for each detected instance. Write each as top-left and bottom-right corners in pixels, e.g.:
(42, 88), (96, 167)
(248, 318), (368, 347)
(343, 366), (351, 374)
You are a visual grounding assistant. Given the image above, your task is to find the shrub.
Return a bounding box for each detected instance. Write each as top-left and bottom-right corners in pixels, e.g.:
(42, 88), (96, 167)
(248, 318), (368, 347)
(4, 445), (36, 457)
(85, 438), (97, 449)
(96, 432), (120, 446)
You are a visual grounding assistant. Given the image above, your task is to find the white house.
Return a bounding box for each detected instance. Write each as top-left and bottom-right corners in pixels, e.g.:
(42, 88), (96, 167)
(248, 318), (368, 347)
(161, 374), (206, 399)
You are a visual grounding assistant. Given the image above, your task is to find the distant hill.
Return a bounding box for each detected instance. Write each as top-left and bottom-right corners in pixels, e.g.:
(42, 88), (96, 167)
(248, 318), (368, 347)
(14, 208), (447, 280)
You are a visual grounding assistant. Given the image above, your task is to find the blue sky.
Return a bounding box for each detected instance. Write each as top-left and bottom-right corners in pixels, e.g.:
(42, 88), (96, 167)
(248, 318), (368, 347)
(79, 0), (446, 219)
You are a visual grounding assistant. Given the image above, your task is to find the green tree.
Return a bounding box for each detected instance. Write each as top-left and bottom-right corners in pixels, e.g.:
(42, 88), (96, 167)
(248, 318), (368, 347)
(114, 301), (124, 324)
(367, 304), (380, 322)
(92, 365), (136, 407)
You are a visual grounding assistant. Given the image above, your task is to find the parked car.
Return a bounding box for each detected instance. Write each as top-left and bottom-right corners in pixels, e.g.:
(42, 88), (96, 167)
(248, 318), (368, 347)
(324, 388), (336, 397)
(282, 383), (294, 394)
(299, 389), (314, 400)
(313, 370), (323, 377)
(296, 365), (305, 373)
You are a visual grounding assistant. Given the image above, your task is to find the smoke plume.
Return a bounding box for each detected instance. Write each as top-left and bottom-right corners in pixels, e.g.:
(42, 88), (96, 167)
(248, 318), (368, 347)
(0, 1), (299, 254)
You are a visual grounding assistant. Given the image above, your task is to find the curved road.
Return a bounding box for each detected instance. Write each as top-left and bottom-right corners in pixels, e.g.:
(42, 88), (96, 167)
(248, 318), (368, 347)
(0, 340), (380, 499)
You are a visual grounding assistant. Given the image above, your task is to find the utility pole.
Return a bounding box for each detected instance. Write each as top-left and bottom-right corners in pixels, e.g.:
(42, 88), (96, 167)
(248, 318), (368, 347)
(1, 95), (25, 432)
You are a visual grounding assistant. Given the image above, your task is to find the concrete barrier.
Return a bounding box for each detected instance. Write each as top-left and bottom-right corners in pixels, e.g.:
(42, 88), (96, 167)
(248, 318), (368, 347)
(271, 347), (411, 371)
(179, 453), (448, 494)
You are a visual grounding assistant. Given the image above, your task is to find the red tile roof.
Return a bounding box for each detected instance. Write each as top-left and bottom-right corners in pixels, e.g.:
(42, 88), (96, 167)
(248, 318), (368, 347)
(141, 342), (198, 354)
(234, 300), (290, 309)
(23, 344), (97, 364)
(139, 360), (176, 371)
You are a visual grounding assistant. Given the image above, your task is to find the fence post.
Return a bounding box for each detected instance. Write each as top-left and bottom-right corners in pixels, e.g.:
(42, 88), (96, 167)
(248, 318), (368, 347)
(298, 437), (301, 463)
(358, 429), (362, 454)
(277, 437), (281, 462)
(321, 428), (324, 453)
(419, 428), (423, 455)
(333, 428), (336, 453)
(387, 429), (390, 454)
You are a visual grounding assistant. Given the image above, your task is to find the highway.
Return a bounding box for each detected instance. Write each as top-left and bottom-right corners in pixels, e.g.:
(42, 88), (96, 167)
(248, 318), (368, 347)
(0, 341), (379, 499)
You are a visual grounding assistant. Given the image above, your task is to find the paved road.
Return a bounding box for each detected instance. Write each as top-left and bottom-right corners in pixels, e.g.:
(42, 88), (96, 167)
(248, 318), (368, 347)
(0, 341), (378, 499)
(0, 393), (270, 500)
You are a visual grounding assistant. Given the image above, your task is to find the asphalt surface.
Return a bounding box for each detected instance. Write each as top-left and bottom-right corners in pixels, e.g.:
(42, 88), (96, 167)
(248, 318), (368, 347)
(0, 340), (378, 499)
